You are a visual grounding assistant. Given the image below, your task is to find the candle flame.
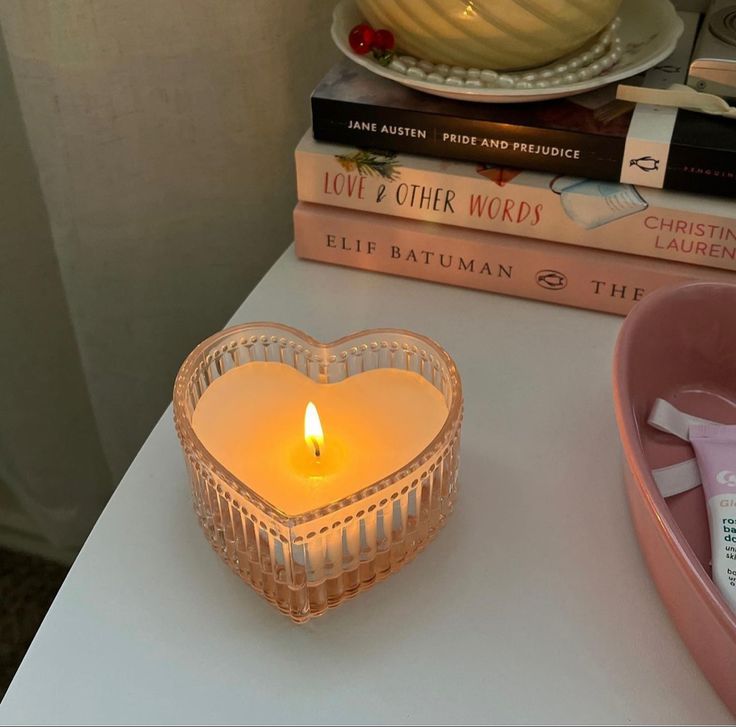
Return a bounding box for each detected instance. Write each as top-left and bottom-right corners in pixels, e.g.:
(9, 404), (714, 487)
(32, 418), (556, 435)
(304, 401), (324, 458)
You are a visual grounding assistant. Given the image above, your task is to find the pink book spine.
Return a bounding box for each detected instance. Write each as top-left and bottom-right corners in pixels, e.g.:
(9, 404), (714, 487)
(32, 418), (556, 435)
(293, 202), (736, 317)
(295, 135), (736, 273)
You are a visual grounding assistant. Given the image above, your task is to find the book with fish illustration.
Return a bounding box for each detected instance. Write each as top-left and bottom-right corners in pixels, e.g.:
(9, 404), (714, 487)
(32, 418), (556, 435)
(311, 12), (735, 198)
(294, 202), (736, 317)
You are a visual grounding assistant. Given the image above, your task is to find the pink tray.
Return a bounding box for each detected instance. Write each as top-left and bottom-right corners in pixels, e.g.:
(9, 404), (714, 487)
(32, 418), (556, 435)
(613, 281), (736, 713)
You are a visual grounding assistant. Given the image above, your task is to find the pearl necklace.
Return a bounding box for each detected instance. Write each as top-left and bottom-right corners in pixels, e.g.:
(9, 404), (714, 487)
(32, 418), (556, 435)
(387, 17), (623, 91)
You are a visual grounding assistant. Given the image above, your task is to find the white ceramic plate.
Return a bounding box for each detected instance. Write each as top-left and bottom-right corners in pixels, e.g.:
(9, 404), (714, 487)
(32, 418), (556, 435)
(331, 0), (684, 103)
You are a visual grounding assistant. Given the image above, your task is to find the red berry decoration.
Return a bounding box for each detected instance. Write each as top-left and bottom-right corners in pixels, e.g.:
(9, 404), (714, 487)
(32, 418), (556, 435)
(372, 28), (395, 52)
(349, 23), (375, 55)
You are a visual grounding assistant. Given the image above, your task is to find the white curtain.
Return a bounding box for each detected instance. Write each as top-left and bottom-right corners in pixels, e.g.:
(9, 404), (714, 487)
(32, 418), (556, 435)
(0, 0), (338, 552)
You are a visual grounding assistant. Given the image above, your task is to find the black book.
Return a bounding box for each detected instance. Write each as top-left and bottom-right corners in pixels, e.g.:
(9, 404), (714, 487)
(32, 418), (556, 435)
(311, 14), (735, 199)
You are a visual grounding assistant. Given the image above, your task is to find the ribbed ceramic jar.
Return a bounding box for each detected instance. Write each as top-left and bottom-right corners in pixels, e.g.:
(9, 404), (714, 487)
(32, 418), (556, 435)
(356, 0), (622, 70)
(173, 323), (463, 623)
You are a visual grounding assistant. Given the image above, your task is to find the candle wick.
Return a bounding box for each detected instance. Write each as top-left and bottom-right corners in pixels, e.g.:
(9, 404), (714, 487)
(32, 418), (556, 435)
(311, 438), (321, 458)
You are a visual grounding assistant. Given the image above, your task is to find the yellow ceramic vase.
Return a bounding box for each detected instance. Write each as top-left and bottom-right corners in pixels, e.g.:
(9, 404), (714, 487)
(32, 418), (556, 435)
(356, 0), (622, 70)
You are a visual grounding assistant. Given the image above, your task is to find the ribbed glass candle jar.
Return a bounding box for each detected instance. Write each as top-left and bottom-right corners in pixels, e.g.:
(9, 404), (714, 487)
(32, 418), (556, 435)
(173, 323), (463, 622)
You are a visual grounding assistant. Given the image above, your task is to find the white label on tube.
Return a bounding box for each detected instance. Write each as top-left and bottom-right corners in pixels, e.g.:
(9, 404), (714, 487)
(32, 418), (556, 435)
(706, 496), (736, 612)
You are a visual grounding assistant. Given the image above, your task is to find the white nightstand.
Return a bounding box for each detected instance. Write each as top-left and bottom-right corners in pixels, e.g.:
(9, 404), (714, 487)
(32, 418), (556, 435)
(0, 247), (731, 725)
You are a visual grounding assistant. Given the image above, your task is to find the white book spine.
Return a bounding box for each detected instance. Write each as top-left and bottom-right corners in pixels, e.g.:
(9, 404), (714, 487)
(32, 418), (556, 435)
(295, 138), (736, 273)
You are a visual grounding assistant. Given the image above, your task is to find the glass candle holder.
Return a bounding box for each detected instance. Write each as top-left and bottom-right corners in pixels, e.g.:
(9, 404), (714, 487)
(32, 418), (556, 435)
(173, 323), (463, 622)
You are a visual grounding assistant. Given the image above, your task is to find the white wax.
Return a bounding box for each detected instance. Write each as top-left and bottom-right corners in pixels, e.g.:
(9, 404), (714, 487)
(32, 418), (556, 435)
(191, 362), (448, 516)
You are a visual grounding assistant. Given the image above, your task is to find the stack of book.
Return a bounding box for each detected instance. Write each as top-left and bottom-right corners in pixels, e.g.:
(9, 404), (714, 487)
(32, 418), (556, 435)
(293, 11), (736, 316)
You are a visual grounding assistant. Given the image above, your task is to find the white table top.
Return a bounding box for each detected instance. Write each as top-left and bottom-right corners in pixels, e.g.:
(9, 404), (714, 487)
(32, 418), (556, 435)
(1, 247), (732, 725)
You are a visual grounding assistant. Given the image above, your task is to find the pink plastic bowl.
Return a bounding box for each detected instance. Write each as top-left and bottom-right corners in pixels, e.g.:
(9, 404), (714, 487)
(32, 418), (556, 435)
(613, 281), (736, 713)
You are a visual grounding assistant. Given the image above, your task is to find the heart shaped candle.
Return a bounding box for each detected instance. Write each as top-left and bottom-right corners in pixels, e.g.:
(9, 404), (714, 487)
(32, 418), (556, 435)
(173, 323), (463, 622)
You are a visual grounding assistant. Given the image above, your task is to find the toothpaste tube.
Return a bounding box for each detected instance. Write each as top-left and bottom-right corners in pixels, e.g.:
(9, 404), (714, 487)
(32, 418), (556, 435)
(690, 424), (736, 614)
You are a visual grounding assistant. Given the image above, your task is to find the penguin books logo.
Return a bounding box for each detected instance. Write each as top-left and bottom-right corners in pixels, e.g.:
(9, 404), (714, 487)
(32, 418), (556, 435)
(629, 155), (660, 172)
(535, 270), (567, 291)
